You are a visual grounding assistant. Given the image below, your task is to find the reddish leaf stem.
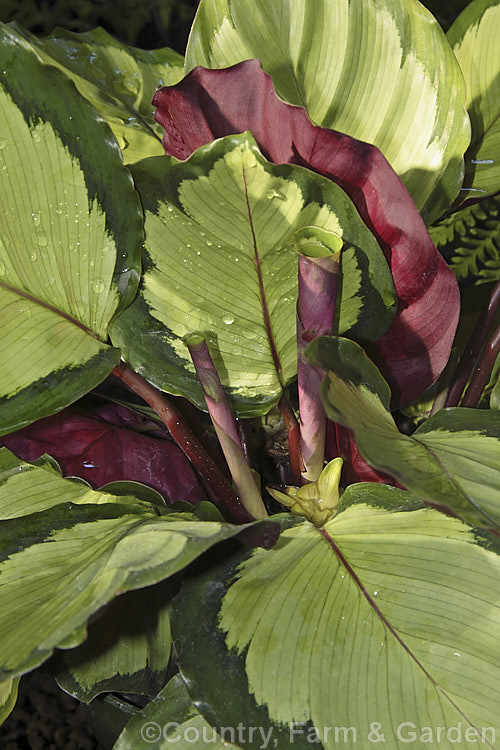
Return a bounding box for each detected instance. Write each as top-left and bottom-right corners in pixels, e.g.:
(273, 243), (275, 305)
(445, 280), (500, 407)
(112, 362), (253, 523)
(460, 323), (500, 407)
(278, 396), (303, 486)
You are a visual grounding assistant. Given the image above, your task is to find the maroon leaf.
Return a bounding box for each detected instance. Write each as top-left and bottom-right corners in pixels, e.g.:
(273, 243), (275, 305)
(333, 424), (402, 488)
(1, 405), (206, 504)
(153, 60), (460, 405)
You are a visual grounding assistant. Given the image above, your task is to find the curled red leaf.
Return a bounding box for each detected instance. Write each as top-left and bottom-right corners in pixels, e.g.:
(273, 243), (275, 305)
(153, 59), (459, 405)
(2, 404), (206, 504)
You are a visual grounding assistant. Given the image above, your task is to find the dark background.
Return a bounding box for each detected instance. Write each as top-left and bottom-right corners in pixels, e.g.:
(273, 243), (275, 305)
(0, 0), (199, 52)
(0, 0), (472, 55)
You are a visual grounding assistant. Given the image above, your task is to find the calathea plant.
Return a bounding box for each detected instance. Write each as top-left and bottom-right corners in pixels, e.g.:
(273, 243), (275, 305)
(1, 0), (500, 747)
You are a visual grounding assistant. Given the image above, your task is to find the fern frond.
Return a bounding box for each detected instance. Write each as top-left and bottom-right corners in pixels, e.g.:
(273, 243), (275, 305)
(430, 195), (500, 284)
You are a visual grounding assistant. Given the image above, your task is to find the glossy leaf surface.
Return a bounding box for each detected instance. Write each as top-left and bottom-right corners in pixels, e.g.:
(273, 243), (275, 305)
(185, 0), (470, 223)
(115, 675), (240, 749)
(0, 25), (142, 435)
(308, 335), (500, 528)
(111, 132), (394, 416)
(12, 25), (184, 164)
(0, 676), (19, 725)
(54, 580), (173, 704)
(172, 488), (500, 749)
(448, 0), (500, 203)
(0, 449), (259, 680)
(152, 60), (460, 405)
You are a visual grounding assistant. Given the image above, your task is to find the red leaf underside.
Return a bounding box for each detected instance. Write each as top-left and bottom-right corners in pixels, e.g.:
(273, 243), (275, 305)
(2, 405), (206, 504)
(153, 60), (460, 406)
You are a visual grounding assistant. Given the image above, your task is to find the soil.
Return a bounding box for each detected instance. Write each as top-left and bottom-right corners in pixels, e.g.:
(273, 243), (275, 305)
(0, 670), (98, 749)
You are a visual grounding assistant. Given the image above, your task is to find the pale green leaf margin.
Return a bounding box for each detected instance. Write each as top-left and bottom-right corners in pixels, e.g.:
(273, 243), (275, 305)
(448, 0), (500, 203)
(111, 132), (394, 416)
(186, 0), (470, 224)
(11, 24), (185, 164)
(0, 24), (142, 435)
(0, 450), (264, 681)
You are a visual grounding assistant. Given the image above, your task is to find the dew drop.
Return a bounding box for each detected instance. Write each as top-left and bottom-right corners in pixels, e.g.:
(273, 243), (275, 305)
(30, 252), (37, 262)
(32, 213), (41, 227)
(55, 208), (63, 215)
(0, 139), (10, 150)
(93, 279), (105, 293)
(373, 591), (378, 597)
(223, 315), (235, 325)
(32, 131), (42, 143)
(266, 188), (286, 201)
(196, 251), (201, 256)
(206, 240), (213, 246)
(36, 234), (48, 247)
(82, 460), (95, 468)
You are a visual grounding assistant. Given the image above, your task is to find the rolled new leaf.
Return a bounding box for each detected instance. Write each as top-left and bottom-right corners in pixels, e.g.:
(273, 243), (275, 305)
(307, 334), (500, 528)
(295, 227), (342, 480)
(152, 60), (460, 406)
(185, 334), (267, 520)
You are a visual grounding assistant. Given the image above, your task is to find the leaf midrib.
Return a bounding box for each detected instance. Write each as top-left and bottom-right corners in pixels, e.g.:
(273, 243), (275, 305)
(318, 524), (495, 747)
(0, 279), (102, 340)
(241, 165), (285, 388)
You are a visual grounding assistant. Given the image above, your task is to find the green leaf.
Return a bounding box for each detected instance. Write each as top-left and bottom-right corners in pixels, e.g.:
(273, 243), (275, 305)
(185, 0), (470, 224)
(12, 24), (184, 164)
(0, 25), (143, 435)
(448, 0), (500, 203)
(172, 490), (500, 749)
(110, 132), (395, 416)
(0, 676), (19, 725)
(0, 450), (262, 680)
(0, 448), (147, 519)
(307, 335), (500, 528)
(115, 675), (240, 749)
(429, 195), (500, 284)
(54, 579), (173, 704)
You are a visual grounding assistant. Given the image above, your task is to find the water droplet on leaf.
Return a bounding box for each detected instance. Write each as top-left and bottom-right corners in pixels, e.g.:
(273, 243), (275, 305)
(93, 279), (105, 293)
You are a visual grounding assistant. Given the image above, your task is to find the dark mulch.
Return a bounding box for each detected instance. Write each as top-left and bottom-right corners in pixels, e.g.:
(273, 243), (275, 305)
(0, 670), (98, 750)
